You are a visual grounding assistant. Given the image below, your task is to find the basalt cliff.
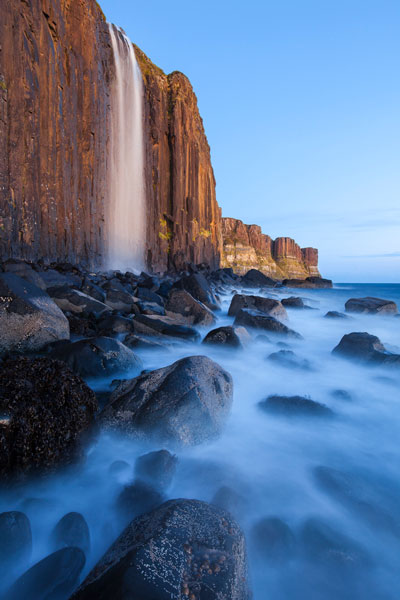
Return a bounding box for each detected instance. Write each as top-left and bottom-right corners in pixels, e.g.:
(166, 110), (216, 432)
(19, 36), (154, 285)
(221, 218), (320, 279)
(0, 0), (320, 279)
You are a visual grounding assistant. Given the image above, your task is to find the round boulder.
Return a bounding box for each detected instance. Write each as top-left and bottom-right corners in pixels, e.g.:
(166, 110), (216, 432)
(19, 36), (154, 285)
(51, 336), (143, 378)
(51, 512), (90, 555)
(101, 356), (233, 446)
(0, 357), (97, 479)
(70, 499), (250, 600)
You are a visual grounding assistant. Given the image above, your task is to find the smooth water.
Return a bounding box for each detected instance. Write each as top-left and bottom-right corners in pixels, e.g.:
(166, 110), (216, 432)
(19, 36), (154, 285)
(107, 25), (146, 273)
(1, 283), (400, 598)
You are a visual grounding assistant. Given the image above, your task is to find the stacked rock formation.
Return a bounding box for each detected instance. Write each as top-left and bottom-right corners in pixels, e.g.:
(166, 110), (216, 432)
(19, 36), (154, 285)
(221, 218), (320, 279)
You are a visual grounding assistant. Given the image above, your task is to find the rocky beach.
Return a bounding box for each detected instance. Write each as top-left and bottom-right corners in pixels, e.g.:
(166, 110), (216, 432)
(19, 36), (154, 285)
(0, 0), (399, 598)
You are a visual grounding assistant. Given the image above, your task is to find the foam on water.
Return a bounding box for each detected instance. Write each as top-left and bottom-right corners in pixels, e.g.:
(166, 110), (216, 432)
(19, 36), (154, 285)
(1, 283), (400, 598)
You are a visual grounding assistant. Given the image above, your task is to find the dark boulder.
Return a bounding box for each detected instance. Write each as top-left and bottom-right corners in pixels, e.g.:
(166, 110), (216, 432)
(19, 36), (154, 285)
(0, 511), (32, 578)
(330, 389), (352, 401)
(345, 296), (398, 315)
(228, 294), (287, 319)
(267, 349), (313, 370)
(251, 517), (296, 563)
(300, 517), (370, 569)
(234, 308), (302, 339)
(332, 332), (400, 366)
(70, 499), (250, 600)
(324, 311), (350, 319)
(67, 314), (98, 337)
(132, 313), (200, 341)
(0, 357), (97, 479)
(97, 315), (134, 336)
(136, 287), (164, 307)
(104, 288), (136, 313)
(49, 288), (109, 317)
(281, 296), (306, 309)
(0, 273), (69, 356)
(241, 269), (277, 288)
(51, 337), (142, 378)
(116, 480), (164, 525)
(173, 273), (219, 310)
(40, 269), (82, 290)
(166, 289), (215, 326)
(124, 334), (170, 351)
(101, 356), (233, 446)
(51, 512), (90, 555)
(202, 326), (249, 348)
(259, 395), (333, 417)
(3, 259), (46, 290)
(4, 547), (85, 600)
(81, 280), (106, 303)
(135, 300), (165, 315)
(134, 449), (177, 491)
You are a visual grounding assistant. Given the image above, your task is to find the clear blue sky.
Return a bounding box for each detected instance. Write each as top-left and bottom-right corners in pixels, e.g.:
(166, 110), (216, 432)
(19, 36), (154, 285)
(100, 0), (400, 282)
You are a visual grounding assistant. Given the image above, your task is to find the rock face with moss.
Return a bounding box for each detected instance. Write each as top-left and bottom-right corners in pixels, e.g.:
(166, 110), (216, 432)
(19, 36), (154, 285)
(135, 47), (222, 272)
(221, 218), (320, 279)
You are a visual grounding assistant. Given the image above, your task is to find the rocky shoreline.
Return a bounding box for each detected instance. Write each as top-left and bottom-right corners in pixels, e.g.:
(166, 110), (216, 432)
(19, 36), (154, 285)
(1, 259), (399, 598)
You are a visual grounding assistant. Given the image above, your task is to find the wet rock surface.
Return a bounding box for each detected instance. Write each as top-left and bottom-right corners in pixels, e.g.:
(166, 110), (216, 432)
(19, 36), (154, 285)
(166, 289), (216, 326)
(202, 325), (248, 348)
(234, 308), (302, 338)
(345, 296), (398, 315)
(0, 357), (97, 479)
(0, 511), (32, 578)
(228, 293), (287, 319)
(332, 332), (400, 366)
(4, 547), (85, 600)
(101, 356), (233, 446)
(51, 336), (142, 378)
(0, 273), (70, 356)
(134, 449), (177, 491)
(71, 499), (250, 600)
(259, 395), (333, 417)
(51, 512), (90, 555)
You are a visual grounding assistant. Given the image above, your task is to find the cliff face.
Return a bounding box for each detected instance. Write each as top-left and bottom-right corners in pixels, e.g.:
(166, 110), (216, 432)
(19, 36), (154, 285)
(221, 218), (320, 279)
(0, 0), (112, 267)
(0, 0), (221, 272)
(135, 47), (222, 273)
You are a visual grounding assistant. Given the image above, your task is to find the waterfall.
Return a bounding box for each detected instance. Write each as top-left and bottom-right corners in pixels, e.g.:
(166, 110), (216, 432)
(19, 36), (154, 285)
(106, 24), (146, 273)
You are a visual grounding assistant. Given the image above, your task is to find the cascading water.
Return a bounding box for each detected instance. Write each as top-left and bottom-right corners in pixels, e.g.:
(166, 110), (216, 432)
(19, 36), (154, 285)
(106, 24), (146, 273)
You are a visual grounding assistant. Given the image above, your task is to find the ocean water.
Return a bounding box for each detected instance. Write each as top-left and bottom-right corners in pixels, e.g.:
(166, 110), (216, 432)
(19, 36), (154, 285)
(1, 282), (400, 599)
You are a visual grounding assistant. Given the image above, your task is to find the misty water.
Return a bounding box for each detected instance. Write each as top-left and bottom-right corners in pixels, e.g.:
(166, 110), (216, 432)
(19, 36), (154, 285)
(1, 283), (400, 599)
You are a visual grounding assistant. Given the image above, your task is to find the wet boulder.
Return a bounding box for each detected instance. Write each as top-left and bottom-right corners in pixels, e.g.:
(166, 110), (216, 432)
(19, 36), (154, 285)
(81, 280), (106, 303)
(49, 288), (110, 317)
(234, 308), (302, 339)
(166, 289), (216, 326)
(281, 296), (307, 309)
(332, 332), (400, 366)
(51, 512), (90, 555)
(135, 287), (165, 307)
(0, 273), (69, 356)
(70, 499), (250, 600)
(173, 273), (219, 310)
(228, 294), (287, 319)
(4, 547), (85, 600)
(345, 296), (398, 315)
(324, 310), (350, 319)
(0, 357), (97, 479)
(124, 334), (170, 351)
(116, 480), (164, 525)
(3, 259), (46, 290)
(251, 517), (296, 563)
(40, 269), (82, 291)
(134, 449), (177, 491)
(300, 517), (370, 569)
(202, 325), (249, 348)
(132, 313), (200, 341)
(97, 315), (134, 336)
(0, 511), (32, 578)
(259, 394), (333, 417)
(241, 269), (277, 288)
(104, 288), (136, 313)
(51, 337), (142, 378)
(330, 389), (352, 401)
(267, 349), (313, 370)
(101, 355), (233, 446)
